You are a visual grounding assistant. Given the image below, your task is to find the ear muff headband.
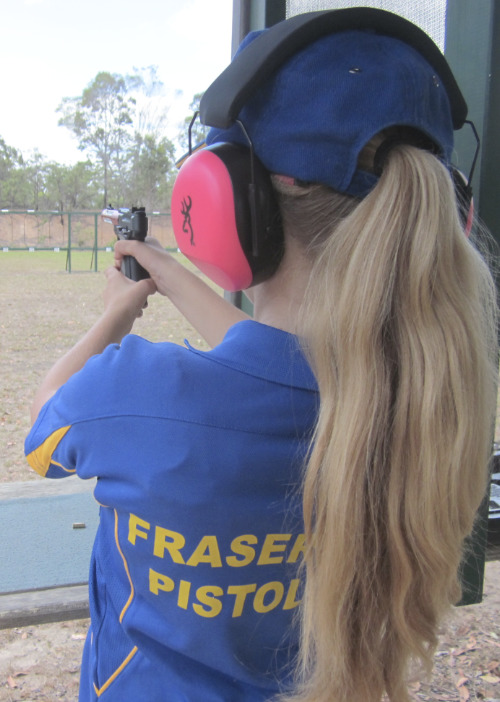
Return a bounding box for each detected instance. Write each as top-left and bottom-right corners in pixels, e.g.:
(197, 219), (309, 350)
(451, 168), (474, 237)
(200, 7), (467, 130)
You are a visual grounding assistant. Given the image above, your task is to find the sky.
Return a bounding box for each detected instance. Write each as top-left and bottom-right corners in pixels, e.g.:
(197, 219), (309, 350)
(0, 0), (234, 164)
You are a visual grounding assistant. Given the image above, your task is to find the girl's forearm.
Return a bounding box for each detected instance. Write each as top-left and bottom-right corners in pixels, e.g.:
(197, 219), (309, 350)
(30, 308), (133, 424)
(30, 269), (155, 425)
(159, 256), (250, 347)
(113, 240), (251, 347)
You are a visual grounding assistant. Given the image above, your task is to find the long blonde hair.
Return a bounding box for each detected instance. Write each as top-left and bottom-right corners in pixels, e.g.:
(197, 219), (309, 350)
(274, 142), (498, 702)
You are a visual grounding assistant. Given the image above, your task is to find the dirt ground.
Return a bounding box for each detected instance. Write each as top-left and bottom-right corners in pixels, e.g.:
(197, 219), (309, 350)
(1, 252), (499, 701)
(0, 619), (89, 701)
(0, 250), (211, 483)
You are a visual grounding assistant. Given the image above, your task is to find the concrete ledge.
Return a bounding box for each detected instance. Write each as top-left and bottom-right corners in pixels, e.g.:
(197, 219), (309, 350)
(0, 477), (98, 593)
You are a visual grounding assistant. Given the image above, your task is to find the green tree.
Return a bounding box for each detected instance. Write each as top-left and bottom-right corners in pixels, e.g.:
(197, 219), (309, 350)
(57, 72), (136, 207)
(0, 137), (22, 179)
(0, 137), (25, 207)
(125, 133), (176, 211)
(24, 150), (50, 210)
(1, 148), (52, 210)
(1, 168), (32, 209)
(45, 161), (100, 212)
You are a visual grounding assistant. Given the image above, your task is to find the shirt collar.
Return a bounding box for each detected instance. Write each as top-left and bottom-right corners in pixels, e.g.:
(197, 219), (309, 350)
(185, 320), (317, 391)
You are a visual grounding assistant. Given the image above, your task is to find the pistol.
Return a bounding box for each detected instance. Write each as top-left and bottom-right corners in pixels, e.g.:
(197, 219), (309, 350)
(101, 206), (150, 281)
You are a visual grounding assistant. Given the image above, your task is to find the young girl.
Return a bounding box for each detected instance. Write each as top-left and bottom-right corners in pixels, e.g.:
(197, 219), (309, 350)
(26, 9), (498, 702)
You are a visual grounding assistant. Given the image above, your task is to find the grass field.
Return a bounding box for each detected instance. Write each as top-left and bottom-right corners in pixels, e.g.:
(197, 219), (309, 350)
(0, 249), (212, 483)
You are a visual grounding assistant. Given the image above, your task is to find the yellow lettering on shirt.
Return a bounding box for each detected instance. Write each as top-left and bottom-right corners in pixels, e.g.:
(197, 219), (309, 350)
(193, 586), (223, 618)
(149, 568), (175, 595)
(287, 534), (306, 563)
(153, 527), (186, 563)
(227, 583), (257, 617)
(186, 536), (222, 567)
(128, 514), (151, 545)
(283, 578), (302, 610)
(253, 581), (285, 613)
(146, 569), (302, 618)
(226, 535), (258, 567)
(178, 580), (191, 609)
(127, 512), (304, 620)
(257, 534), (292, 565)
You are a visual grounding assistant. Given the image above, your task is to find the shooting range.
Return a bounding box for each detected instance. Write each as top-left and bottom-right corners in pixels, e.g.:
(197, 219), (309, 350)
(0, 1), (499, 700)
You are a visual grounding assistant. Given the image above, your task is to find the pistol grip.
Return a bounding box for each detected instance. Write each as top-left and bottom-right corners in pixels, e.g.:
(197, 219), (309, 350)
(122, 255), (150, 281)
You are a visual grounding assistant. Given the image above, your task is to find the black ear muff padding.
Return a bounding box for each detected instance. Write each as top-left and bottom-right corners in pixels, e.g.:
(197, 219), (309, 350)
(215, 143), (284, 285)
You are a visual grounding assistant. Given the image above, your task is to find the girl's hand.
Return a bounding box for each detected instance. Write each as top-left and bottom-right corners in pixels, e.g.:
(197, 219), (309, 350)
(30, 267), (156, 424)
(114, 238), (175, 297)
(103, 265), (157, 321)
(113, 238), (250, 348)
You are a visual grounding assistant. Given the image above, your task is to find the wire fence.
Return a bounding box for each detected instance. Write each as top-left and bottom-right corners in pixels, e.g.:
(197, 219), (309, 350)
(0, 210), (175, 272)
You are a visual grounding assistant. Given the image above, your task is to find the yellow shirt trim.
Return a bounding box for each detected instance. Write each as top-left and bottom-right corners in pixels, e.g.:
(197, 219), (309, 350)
(114, 509), (135, 623)
(26, 426), (72, 476)
(92, 512), (137, 696)
(93, 646), (139, 697)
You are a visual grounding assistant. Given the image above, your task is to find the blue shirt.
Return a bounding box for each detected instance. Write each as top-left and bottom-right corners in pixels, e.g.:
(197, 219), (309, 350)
(25, 321), (318, 701)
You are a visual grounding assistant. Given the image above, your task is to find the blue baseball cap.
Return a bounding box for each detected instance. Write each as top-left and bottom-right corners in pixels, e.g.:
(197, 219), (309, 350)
(204, 10), (460, 198)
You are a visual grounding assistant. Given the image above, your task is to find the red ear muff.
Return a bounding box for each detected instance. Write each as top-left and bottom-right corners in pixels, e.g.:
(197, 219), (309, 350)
(171, 143), (283, 292)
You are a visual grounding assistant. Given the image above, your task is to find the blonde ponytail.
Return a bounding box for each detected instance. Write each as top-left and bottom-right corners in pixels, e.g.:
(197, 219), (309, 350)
(274, 144), (498, 702)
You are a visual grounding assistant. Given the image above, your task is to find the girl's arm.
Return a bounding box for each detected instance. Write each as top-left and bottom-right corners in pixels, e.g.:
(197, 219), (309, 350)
(30, 268), (156, 424)
(31, 239), (249, 424)
(114, 238), (250, 348)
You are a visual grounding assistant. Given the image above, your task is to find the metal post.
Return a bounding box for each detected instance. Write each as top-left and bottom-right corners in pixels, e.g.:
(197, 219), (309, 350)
(67, 212), (72, 273)
(445, 0), (499, 605)
(226, 1), (287, 313)
(265, 0), (286, 27)
(445, 0), (500, 247)
(94, 213), (98, 272)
